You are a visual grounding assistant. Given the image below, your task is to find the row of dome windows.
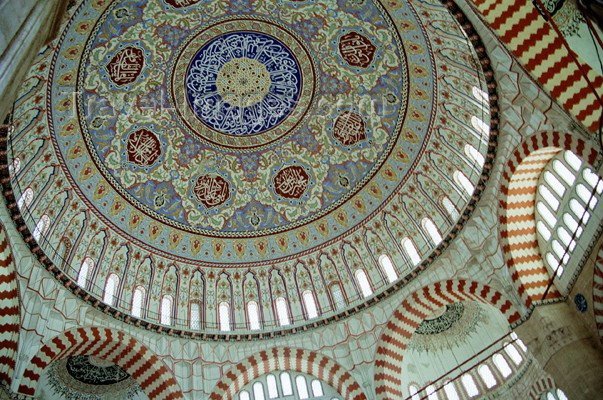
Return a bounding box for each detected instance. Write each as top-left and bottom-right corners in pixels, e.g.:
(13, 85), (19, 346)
(536, 150), (602, 277)
(409, 335), (527, 400)
(238, 372), (334, 400)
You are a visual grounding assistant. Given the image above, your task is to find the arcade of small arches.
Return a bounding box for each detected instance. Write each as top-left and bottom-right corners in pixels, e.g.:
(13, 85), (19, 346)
(1, 0), (603, 399)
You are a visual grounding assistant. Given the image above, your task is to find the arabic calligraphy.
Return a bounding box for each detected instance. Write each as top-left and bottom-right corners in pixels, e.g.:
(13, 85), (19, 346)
(194, 175), (230, 208)
(106, 47), (144, 86)
(126, 129), (161, 166)
(164, 0), (201, 8)
(274, 166), (309, 199)
(333, 111), (366, 145)
(186, 32), (302, 136)
(338, 32), (376, 68)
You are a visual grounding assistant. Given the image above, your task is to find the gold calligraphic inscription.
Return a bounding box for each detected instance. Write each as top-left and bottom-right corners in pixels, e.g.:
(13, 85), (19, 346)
(126, 129), (161, 166)
(274, 166), (309, 199)
(333, 111), (366, 145)
(194, 175), (230, 208)
(338, 32), (376, 68)
(106, 47), (144, 86)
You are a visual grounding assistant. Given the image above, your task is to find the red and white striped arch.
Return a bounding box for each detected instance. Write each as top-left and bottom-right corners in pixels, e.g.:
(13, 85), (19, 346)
(209, 347), (367, 400)
(528, 375), (556, 400)
(593, 243), (603, 344)
(18, 327), (184, 400)
(374, 279), (521, 399)
(471, 0), (603, 133)
(0, 222), (20, 385)
(499, 131), (599, 308)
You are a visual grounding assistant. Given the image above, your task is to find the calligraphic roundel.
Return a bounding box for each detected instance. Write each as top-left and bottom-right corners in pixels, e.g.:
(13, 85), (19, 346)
(126, 129), (161, 166)
(333, 111), (366, 146)
(106, 47), (144, 86)
(194, 175), (230, 208)
(338, 32), (376, 68)
(274, 166), (310, 199)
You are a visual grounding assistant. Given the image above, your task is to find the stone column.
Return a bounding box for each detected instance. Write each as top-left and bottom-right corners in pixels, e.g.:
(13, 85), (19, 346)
(515, 302), (603, 400)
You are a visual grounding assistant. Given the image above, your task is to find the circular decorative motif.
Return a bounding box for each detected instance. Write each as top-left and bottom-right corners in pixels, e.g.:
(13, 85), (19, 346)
(66, 356), (129, 385)
(574, 293), (588, 313)
(415, 303), (465, 336)
(186, 31), (302, 135)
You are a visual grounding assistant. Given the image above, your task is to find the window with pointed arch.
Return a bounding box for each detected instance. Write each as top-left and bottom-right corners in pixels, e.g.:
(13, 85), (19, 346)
(275, 297), (290, 326)
(401, 237), (421, 266)
(131, 286), (145, 318)
(219, 301), (231, 331)
(247, 300), (261, 330)
(190, 301), (201, 330)
(535, 150), (602, 282)
(354, 269), (373, 298)
(330, 283), (346, 311)
(302, 290), (319, 319)
(378, 254), (398, 283)
(17, 187), (33, 211)
(160, 295), (173, 325)
(77, 257), (94, 288)
(422, 217), (443, 246)
(32, 214), (50, 242)
(454, 170), (475, 196)
(103, 273), (119, 306)
(441, 196), (460, 221)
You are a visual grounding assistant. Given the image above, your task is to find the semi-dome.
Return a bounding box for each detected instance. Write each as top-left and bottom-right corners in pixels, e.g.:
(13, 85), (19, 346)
(7, 0), (496, 336)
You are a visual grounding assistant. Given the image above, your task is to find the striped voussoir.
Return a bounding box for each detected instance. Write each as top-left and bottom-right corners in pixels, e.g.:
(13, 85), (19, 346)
(0, 223), (19, 385)
(593, 243), (603, 344)
(208, 347), (367, 400)
(373, 279), (521, 400)
(17, 327), (184, 399)
(499, 131), (599, 308)
(528, 376), (556, 400)
(472, 0), (603, 133)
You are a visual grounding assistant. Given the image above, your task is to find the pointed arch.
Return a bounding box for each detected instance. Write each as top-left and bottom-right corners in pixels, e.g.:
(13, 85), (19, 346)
(0, 223), (19, 385)
(17, 327), (184, 399)
(208, 348), (367, 400)
(374, 279), (521, 400)
(499, 131), (599, 307)
(593, 243), (603, 344)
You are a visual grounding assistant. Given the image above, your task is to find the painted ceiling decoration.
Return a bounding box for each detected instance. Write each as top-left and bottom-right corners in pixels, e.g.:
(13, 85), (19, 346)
(5, 0), (498, 336)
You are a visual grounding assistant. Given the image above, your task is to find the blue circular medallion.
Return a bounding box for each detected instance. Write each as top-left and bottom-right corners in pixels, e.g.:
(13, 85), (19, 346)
(185, 31), (303, 136)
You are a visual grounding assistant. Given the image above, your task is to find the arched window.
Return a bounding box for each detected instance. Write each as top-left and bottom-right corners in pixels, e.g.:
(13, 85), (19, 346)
(504, 342), (523, 365)
(32, 214), (50, 242)
(556, 388), (568, 400)
(454, 170), (475, 196)
(330, 283), (345, 310)
(103, 273), (119, 306)
(302, 290), (319, 319)
(584, 168), (603, 193)
(577, 184), (598, 208)
(425, 384), (438, 400)
(311, 379), (323, 397)
(247, 300), (261, 330)
(378, 254), (398, 283)
(537, 201), (557, 228)
(190, 302), (201, 330)
(511, 332), (528, 352)
(11, 157), (21, 174)
(472, 86), (489, 105)
(442, 196), (460, 220)
(478, 364), (497, 388)
(465, 144), (485, 167)
(131, 286), (145, 318)
(401, 238), (421, 266)
(493, 354), (512, 377)
(537, 221), (552, 241)
(553, 159), (576, 186)
(354, 269), (373, 298)
(471, 115), (489, 136)
(219, 302), (230, 331)
(266, 374), (278, 399)
(546, 393), (556, 400)
(275, 297), (290, 326)
(539, 185), (560, 210)
(408, 384), (421, 400)
(77, 257), (93, 288)
(461, 374), (479, 397)
(253, 382), (265, 400)
(160, 295), (173, 325)
(422, 217), (442, 246)
(17, 187), (33, 210)
(280, 372), (293, 396)
(443, 381), (459, 400)
(295, 375), (309, 399)
(239, 390), (250, 400)
(544, 171), (566, 197)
